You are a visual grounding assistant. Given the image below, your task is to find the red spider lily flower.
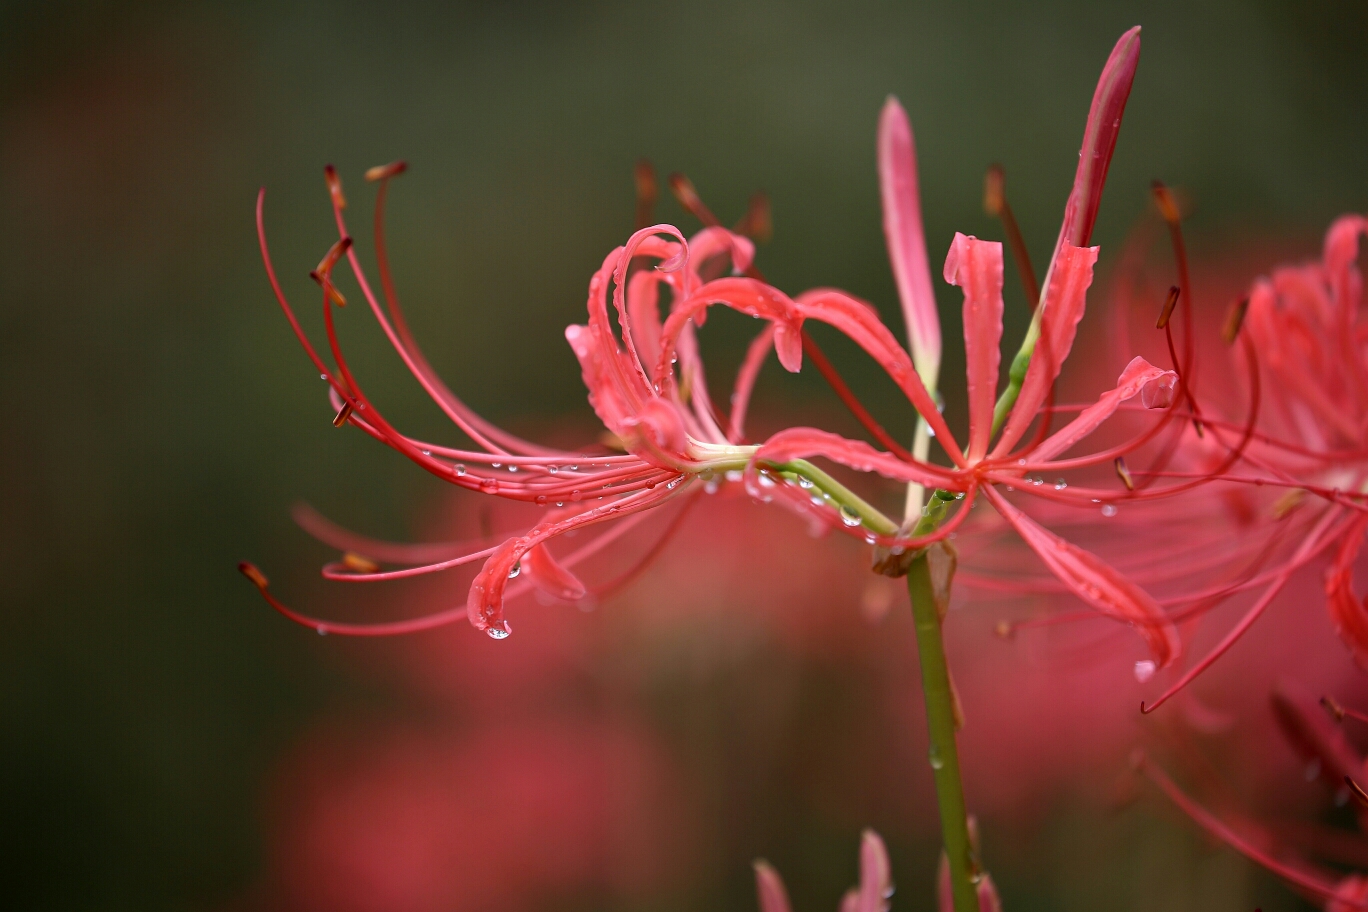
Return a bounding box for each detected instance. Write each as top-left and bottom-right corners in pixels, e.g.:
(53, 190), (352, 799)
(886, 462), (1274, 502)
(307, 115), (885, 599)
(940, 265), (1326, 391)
(247, 165), (959, 638)
(754, 829), (894, 912)
(1124, 213), (1368, 711)
(245, 26), (1205, 667)
(751, 27), (1204, 670)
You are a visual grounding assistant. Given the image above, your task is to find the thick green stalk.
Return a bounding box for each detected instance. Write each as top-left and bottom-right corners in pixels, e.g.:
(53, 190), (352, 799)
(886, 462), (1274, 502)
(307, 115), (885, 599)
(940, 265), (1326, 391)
(906, 553), (979, 912)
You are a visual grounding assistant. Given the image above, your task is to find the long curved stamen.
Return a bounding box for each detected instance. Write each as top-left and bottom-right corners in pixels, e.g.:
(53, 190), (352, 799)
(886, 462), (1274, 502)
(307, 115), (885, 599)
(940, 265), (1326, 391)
(802, 330), (915, 461)
(983, 164), (1040, 307)
(1141, 505), (1348, 713)
(1135, 753), (1358, 907)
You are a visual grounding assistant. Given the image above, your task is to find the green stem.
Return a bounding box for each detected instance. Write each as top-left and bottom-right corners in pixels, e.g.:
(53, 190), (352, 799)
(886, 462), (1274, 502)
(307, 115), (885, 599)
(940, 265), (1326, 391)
(906, 553), (979, 912)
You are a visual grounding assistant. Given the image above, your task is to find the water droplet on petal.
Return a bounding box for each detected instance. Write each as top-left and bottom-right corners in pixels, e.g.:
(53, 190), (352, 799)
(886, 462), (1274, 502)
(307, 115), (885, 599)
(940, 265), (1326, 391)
(1101, 504), (1118, 517)
(508, 562), (521, 579)
(486, 622), (511, 640)
(455, 464), (467, 476)
(421, 450), (431, 456)
(535, 495), (547, 506)
(508, 465), (518, 473)
(1133, 660), (1156, 683)
(491, 462), (502, 468)
(571, 490), (583, 501)
(1054, 479), (1067, 490)
(320, 373), (329, 381)
(548, 465), (559, 474)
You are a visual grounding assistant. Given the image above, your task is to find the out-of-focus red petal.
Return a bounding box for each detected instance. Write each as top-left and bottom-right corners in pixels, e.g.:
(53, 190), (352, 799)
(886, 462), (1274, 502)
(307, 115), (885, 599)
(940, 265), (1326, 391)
(1326, 513), (1368, 670)
(854, 829), (892, 912)
(984, 486), (1180, 667)
(753, 861), (793, 912)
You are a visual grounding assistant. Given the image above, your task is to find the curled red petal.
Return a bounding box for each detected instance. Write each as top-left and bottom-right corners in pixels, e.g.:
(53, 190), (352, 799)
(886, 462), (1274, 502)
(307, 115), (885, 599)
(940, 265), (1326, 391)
(521, 542), (587, 601)
(1029, 356), (1176, 463)
(943, 232), (1004, 461)
(983, 485), (1180, 667)
(466, 486), (681, 634)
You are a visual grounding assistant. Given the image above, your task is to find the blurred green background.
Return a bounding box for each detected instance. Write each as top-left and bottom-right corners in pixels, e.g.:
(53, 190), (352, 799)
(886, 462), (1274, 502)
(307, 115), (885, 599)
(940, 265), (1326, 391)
(1, 0), (1365, 909)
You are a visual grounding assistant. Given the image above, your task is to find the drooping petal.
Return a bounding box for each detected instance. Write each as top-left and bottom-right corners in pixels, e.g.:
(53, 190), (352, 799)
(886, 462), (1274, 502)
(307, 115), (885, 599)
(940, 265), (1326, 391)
(879, 96), (940, 384)
(466, 485), (680, 634)
(752, 862), (793, 912)
(983, 486), (1181, 667)
(1326, 513), (1368, 670)
(521, 542), (588, 601)
(943, 233), (1004, 462)
(1323, 214), (1367, 321)
(992, 244), (1099, 457)
(1029, 356), (1176, 463)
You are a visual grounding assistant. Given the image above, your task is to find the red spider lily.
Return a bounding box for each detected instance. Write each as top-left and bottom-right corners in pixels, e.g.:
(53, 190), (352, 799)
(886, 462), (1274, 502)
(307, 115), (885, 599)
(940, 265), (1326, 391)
(244, 26), (1217, 668)
(1114, 214), (1368, 711)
